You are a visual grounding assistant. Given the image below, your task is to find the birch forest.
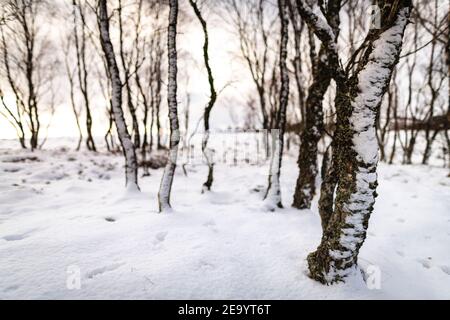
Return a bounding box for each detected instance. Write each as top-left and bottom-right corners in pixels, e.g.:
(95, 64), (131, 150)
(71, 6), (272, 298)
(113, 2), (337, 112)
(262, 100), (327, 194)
(0, 0), (449, 299)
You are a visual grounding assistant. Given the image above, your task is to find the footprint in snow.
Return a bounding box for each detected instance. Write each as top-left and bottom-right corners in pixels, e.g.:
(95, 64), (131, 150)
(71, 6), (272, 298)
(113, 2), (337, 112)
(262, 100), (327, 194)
(2, 228), (37, 242)
(417, 257), (433, 269)
(151, 231), (169, 250)
(3, 234), (27, 241)
(203, 220), (216, 227)
(85, 262), (125, 279)
(3, 285), (20, 292)
(396, 250), (405, 257)
(202, 220), (219, 233)
(153, 231), (168, 244)
(440, 266), (450, 276)
(251, 185), (264, 193)
(197, 260), (215, 271)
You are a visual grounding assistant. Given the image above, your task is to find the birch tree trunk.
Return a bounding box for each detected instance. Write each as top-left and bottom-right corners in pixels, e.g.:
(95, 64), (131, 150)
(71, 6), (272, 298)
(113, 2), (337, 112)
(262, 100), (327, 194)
(317, 142), (338, 231)
(292, 46), (330, 209)
(158, 0), (180, 212)
(307, 2), (412, 283)
(118, 0), (141, 149)
(3, 1), (41, 150)
(189, 0), (218, 192)
(73, 0), (96, 152)
(0, 22), (27, 149)
(263, 0), (289, 210)
(98, 0), (139, 191)
(292, 0), (341, 210)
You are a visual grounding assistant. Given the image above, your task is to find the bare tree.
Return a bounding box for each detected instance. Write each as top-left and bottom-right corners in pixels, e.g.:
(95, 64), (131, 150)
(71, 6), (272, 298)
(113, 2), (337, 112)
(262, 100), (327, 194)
(72, 0), (96, 151)
(189, 0), (218, 192)
(0, 85), (26, 148)
(117, 0), (141, 149)
(97, 0), (139, 190)
(446, 7), (450, 169)
(287, 0), (306, 123)
(223, 0), (277, 134)
(390, 0), (448, 165)
(297, 0), (412, 283)
(158, 0), (180, 212)
(61, 32), (83, 151)
(0, 0), (50, 150)
(263, 0), (289, 210)
(292, 0), (341, 210)
(376, 69), (396, 162)
(0, 11), (27, 149)
(399, 22), (420, 164)
(133, 0), (150, 174)
(418, 0), (447, 165)
(153, 39), (165, 151)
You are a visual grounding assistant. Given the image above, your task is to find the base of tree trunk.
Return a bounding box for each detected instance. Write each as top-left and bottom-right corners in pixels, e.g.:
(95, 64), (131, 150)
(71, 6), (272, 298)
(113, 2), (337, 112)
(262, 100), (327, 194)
(201, 159), (214, 193)
(307, 247), (355, 284)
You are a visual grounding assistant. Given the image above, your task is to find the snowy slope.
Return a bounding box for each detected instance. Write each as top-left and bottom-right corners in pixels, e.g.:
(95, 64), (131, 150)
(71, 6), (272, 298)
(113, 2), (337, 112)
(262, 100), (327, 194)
(0, 141), (449, 299)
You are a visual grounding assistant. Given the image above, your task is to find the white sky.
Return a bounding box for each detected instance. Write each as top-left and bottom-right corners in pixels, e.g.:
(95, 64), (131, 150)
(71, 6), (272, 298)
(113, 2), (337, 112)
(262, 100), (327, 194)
(0, 0), (447, 142)
(0, 0), (257, 140)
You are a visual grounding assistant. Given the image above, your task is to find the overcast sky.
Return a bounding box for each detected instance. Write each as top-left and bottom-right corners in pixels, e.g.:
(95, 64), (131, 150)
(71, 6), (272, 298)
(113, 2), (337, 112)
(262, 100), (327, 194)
(0, 0), (259, 140)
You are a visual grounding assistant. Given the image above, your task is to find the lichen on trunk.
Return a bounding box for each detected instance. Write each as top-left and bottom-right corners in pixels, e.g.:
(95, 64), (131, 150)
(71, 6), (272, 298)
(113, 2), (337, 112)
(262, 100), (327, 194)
(307, 3), (412, 283)
(292, 46), (330, 209)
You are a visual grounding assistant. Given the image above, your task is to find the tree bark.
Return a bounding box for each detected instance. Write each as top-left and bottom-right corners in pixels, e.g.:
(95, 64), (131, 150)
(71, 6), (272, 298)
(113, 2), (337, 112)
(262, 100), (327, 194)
(189, 0), (218, 192)
(98, 0), (139, 190)
(306, 1), (412, 283)
(317, 143), (338, 231)
(118, 0), (141, 149)
(158, 0), (180, 212)
(292, 45), (330, 209)
(263, 0), (290, 210)
(292, 0), (341, 210)
(73, 0), (96, 152)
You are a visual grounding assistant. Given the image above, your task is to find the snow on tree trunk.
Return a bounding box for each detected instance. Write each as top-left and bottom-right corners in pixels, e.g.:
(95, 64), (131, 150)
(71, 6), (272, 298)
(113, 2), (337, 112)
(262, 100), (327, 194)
(307, 4), (411, 284)
(263, 0), (289, 210)
(98, 0), (139, 191)
(158, 0), (180, 212)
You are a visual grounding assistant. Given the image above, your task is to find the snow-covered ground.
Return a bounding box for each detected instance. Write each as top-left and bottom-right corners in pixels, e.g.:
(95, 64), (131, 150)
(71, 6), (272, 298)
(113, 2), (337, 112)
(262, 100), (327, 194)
(0, 140), (449, 299)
